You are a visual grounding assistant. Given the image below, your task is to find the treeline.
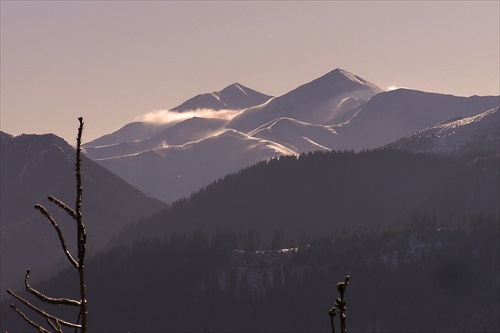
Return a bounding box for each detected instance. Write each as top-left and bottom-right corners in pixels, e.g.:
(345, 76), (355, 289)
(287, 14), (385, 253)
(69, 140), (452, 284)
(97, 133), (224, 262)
(2, 212), (498, 332)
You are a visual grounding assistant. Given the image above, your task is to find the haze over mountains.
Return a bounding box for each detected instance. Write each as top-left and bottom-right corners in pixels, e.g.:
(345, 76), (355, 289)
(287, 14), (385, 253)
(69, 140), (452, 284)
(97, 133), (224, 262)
(83, 68), (499, 203)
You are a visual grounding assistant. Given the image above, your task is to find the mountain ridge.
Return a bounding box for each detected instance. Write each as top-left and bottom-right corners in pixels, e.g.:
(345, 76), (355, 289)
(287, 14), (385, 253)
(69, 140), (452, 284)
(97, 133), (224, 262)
(384, 107), (500, 154)
(171, 82), (273, 112)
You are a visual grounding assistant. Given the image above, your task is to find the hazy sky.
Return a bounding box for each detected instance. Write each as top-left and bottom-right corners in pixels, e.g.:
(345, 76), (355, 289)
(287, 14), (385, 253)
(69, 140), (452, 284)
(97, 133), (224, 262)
(1, 1), (499, 143)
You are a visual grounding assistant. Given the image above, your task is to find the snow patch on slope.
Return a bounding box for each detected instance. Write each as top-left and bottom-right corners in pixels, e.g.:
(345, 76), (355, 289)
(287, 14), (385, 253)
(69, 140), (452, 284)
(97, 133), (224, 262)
(385, 107), (499, 154)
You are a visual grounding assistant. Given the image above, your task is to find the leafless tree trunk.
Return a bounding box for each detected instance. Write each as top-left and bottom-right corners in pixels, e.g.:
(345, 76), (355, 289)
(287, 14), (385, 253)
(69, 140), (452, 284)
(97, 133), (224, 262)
(7, 117), (88, 333)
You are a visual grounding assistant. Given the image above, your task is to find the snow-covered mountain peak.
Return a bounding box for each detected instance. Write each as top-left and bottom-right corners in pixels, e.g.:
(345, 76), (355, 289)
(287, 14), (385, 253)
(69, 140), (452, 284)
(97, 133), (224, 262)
(228, 68), (383, 133)
(171, 83), (272, 112)
(79, 69), (498, 204)
(310, 68), (384, 94)
(220, 82), (250, 96)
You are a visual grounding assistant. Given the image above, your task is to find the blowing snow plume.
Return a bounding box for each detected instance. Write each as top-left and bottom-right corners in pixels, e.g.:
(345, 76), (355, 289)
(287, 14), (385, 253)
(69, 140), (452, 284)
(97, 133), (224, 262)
(136, 108), (245, 126)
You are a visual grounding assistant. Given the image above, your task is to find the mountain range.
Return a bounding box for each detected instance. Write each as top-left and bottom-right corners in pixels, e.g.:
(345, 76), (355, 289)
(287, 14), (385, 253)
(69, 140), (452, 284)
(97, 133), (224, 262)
(1, 68), (499, 331)
(83, 68), (499, 203)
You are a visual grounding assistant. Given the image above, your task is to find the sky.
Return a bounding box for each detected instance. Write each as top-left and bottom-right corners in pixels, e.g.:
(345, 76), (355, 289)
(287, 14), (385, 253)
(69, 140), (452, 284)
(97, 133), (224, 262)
(1, 1), (499, 144)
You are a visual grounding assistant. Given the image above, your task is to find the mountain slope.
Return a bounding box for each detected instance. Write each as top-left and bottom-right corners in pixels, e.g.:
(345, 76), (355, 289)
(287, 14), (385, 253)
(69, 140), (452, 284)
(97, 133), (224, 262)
(113, 149), (499, 248)
(227, 68), (383, 133)
(4, 219), (498, 332)
(3, 147), (498, 332)
(248, 117), (339, 153)
(83, 121), (169, 147)
(171, 83), (273, 112)
(329, 89), (500, 150)
(84, 117), (228, 159)
(0, 132), (165, 298)
(384, 107), (499, 155)
(96, 129), (295, 203)
(84, 83), (272, 149)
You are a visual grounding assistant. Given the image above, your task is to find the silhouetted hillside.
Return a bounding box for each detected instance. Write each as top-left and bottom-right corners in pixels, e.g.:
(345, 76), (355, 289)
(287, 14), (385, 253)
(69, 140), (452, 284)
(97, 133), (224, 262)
(2, 214), (498, 332)
(3, 147), (498, 331)
(0, 132), (165, 299)
(114, 149), (499, 246)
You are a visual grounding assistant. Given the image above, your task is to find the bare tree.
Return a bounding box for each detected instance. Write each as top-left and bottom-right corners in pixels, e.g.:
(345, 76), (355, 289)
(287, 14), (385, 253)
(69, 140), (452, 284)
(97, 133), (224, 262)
(328, 275), (350, 333)
(7, 117), (88, 333)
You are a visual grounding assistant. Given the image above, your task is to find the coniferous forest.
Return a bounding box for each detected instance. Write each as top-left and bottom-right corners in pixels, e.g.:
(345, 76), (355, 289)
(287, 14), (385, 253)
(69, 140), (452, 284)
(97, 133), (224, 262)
(2, 149), (499, 332)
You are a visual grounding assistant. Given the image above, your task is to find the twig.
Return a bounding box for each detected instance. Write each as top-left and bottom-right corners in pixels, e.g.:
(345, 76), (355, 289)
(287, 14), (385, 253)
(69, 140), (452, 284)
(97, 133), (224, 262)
(337, 275), (349, 333)
(46, 317), (63, 333)
(34, 204), (79, 269)
(48, 196), (77, 219)
(9, 304), (50, 333)
(328, 307), (336, 333)
(7, 290), (82, 329)
(24, 270), (81, 306)
(329, 275), (350, 333)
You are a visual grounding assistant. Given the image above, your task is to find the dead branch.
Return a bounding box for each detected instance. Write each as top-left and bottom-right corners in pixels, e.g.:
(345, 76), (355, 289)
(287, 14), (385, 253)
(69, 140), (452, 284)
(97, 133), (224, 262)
(24, 270), (81, 306)
(47, 196), (77, 219)
(34, 204), (78, 269)
(329, 275), (350, 333)
(9, 304), (50, 333)
(7, 290), (82, 329)
(46, 317), (63, 333)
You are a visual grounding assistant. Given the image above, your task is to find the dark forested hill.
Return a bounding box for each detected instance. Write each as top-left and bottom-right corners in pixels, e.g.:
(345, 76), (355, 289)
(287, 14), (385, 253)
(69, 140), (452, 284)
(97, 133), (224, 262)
(2, 214), (498, 332)
(2, 148), (498, 331)
(114, 148), (499, 247)
(0, 132), (165, 300)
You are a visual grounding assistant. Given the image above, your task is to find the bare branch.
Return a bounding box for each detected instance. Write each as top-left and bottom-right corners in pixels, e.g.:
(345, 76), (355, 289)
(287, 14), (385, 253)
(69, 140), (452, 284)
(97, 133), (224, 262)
(9, 303), (51, 333)
(7, 290), (82, 329)
(24, 270), (81, 306)
(34, 204), (79, 269)
(48, 196), (77, 219)
(46, 317), (63, 333)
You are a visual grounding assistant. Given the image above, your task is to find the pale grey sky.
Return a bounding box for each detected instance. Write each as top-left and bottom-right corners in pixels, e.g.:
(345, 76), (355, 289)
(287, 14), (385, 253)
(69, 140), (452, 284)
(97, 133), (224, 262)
(1, 1), (499, 143)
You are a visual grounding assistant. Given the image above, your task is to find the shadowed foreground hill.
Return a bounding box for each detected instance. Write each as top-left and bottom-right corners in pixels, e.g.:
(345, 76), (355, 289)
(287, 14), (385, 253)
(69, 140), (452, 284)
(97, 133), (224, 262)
(2, 215), (498, 332)
(2, 148), (498, 331)
(0, 132), (165, 299)
(114, 148), (499, 247)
